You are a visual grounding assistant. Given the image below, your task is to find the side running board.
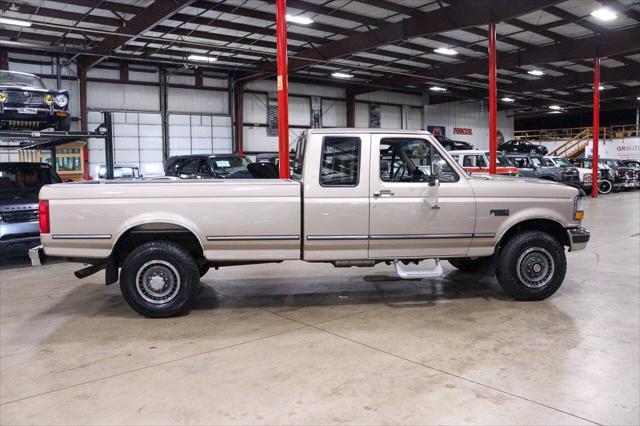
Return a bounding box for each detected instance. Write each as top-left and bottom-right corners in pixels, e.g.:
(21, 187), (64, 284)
(394, 259), (443, 279)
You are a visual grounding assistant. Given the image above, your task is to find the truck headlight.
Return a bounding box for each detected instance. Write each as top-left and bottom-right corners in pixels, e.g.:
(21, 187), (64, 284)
(44, 94), (54, 105)
(54, 94), (68, 107)
(0, 91), (6, 103)
(583, 173), (592, 183)
(574, 195), (584, 221)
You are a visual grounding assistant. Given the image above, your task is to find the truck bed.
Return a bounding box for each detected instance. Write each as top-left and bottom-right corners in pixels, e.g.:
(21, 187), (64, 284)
(40, 179), (301, 260)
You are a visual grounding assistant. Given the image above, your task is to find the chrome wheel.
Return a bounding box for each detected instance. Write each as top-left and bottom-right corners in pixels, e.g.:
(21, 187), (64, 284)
(599, 180), (612, 194)
(135, 260), (181, 304)
(516, 247), (555, 289)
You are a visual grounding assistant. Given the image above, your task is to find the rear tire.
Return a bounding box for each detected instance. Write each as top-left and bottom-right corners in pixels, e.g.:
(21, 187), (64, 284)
(448, 257), (491, 273)
(495, 231), (566, 301)
(120, 241), (200, 317)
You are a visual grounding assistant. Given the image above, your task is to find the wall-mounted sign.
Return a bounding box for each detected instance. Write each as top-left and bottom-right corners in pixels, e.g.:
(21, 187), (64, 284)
(427, 125), (445, 137)
(453, 127), (473, 135)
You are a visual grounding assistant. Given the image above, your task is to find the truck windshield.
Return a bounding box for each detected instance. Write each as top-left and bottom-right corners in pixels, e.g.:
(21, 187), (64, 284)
(553, 158), (572, 167)
(0, 163), (61, 196)
(0, 71), (46, 89)
(208, 156), (249, 174)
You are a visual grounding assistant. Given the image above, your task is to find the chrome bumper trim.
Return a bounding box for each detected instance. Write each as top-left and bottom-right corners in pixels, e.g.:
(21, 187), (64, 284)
(567, 227), (590, 252)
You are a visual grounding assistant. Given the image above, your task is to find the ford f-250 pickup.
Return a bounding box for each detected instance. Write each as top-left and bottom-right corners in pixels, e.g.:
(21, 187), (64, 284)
(31, 129), (590, 317)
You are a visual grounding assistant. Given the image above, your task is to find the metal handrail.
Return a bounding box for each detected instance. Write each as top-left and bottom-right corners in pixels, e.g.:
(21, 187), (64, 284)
(515, 124), (639, 142)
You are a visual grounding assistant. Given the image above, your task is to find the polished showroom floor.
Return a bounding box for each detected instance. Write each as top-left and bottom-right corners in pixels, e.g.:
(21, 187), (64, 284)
(1, 191), (639, 425)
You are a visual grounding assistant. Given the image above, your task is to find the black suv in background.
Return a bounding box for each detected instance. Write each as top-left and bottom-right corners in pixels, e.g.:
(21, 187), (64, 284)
(165, 154), (253, 179)
(434, 135), (473, 151)
(499, 139), (548, 155)
(506, 153), (579, 187)
(1, 162), (61, 257)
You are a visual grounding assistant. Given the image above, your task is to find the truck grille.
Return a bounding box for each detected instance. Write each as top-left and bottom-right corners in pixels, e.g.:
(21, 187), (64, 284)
(1, 209), (38, 223)
(1, 120), (47, 129)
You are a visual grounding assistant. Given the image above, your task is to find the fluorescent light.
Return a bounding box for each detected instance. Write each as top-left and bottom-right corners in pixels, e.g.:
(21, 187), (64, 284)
(501, 97), (515, 102)
(549, 105), (562, 111)
(286, 15), (313, 25)
(527, 69), (544, 76)
(434, 47), (458, 56)
(637, 97), (640, 101)
(549, 110), (563, 114)
(188, 54), (217, 63)
(430, 86), (447, 92)
(595, 85), (605, 90)
(590, 7), (617, 21)
(332, 72), (353, 79)
(0, 17), (32, 27)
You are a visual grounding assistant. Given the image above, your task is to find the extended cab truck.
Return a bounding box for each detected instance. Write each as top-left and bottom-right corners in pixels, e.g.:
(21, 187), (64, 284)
(32, 129), (590, 317)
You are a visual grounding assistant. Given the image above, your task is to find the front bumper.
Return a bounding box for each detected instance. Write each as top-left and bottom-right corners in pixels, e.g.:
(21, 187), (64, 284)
(567, 227), (590, 252)
(0, 107), (67, 129)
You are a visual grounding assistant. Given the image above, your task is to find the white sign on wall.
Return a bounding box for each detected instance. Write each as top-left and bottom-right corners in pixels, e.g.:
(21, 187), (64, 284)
(585, 137), (640, 160)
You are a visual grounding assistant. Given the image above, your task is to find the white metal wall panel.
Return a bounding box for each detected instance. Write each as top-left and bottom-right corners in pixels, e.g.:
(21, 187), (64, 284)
(357, 91), (422, 107)
(129, 70), (159, 83)
(322, 100), (347, 127)
(168, 114), (232, 157)
(380, 104), (402, 129)
(168, 88), (228, 114)
(289, 96), (310, 126)
(354, 102), (369, 127)
(424, 101), (515, 149)
(87, 82), (160, 111)
(88, 111), (164, 178)
(243, 126), (304, 153)
(407, 107), (423, 129)
(244, 93), (268, 124)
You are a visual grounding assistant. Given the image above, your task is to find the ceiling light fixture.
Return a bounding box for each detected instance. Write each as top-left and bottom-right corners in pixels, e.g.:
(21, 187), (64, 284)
(434, 47), (458, 55)
(0, 17), (32, 27)
(590, 7), (617, 21)
(501, 97), (515, 102)
(286, 15), (314, 25)
(549, 110), (563, 114)
(549, 105), (562, 111)
(527, 69), (544, 76)
(188, 54), (217, 63)
(331, 72), (353, 79)
(429, 86), (447, 92)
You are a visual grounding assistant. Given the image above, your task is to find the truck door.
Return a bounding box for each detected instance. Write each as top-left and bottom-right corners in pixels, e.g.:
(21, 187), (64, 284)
(368, 135), (476, 259)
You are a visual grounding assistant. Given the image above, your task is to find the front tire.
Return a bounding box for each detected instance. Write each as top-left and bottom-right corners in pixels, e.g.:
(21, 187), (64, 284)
(598, 179), (612, 194)
(495, 231), (567, 301)
(120, 241), (200, 317)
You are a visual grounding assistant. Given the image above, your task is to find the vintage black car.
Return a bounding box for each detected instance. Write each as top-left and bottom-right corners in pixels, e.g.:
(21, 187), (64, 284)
(571, 158), (614, 194)
(599, 158), (639, 191)
(0, 70), (70, 131)
(499, 139), (548, 155)
(434, 135), (473, 151)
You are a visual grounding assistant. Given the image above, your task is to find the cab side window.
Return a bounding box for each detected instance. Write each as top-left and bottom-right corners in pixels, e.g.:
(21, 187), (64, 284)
(379, 138), (459, 183)
(179, 159), (200, 175)
(320, 136), (361, 187)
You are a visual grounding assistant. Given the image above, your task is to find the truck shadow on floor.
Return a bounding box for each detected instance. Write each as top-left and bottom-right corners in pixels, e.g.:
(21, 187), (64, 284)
(193, 270), (510, 312)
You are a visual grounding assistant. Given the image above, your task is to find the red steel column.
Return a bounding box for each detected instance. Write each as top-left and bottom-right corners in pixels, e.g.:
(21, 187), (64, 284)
(592, 57), (600, 198)
(488, 21), (497, 175)
(276, 0), (290, 179)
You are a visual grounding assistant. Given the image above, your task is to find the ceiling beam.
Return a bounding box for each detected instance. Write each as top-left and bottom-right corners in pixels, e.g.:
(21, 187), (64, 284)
(83, 0), (198, 69)
(284, 0), (561, 72)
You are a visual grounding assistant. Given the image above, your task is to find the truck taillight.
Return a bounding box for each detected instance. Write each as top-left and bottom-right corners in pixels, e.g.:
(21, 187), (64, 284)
(39, 200), (50, 234)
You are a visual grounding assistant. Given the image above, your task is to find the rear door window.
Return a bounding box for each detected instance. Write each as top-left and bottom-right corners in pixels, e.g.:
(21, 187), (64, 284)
(320, 136), (361, 187)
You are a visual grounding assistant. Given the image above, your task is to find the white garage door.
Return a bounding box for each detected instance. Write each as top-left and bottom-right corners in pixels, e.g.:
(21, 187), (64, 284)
(168, 114), (232, 157)
(87, 111), (164, 178)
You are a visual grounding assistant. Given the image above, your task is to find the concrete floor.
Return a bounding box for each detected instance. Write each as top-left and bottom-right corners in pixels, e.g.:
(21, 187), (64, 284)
(1, 192), (639, 425)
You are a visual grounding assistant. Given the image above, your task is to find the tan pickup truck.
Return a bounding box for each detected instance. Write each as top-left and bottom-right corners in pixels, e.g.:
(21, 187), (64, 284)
(31, 129), (590, 317)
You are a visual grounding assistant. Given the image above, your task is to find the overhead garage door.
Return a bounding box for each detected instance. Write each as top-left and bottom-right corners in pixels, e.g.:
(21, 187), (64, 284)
(168, 114), (232, 157)
(87, 111), (163, 178)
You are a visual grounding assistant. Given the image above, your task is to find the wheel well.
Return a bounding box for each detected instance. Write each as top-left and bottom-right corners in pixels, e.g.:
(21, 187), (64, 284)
(112, 223), (204, 265)
(498, 219), (568, 250)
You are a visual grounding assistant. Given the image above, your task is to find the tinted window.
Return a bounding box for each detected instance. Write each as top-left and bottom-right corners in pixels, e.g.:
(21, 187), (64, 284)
(179, 159), (201, 175)
(0, 163), (60, 193)
(320, 136), (360, 186)
(380, 138), (458, 183)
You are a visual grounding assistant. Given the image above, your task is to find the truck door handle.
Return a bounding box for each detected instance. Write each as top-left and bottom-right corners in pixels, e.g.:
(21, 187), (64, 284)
(373, 190), (395, 198)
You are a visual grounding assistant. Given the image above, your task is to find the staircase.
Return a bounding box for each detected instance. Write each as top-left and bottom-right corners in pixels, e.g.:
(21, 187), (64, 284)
(548, 128), (591, 158)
